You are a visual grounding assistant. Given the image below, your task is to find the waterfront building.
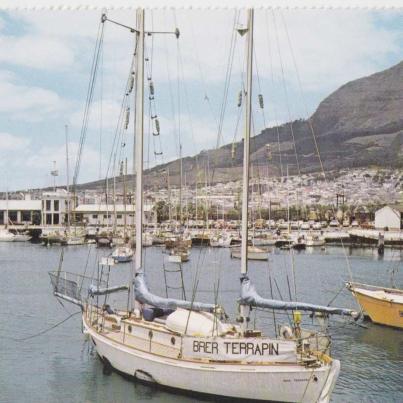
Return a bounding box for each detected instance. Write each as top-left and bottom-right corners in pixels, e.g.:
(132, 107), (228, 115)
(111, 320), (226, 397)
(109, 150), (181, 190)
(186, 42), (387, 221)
(374, 205), (403, 230)
(73, 203), (156, 227)
(0, 194), (41, 225)
(41, 190), (70, 226)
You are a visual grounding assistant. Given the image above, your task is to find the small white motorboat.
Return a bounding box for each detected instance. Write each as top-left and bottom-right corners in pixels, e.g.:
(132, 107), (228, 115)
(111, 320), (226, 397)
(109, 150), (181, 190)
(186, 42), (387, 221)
(306, 234), (326, 247)
(231, 246), (268, 261)
(66, 235), (85, 245)
(210, 233), (232, 247)
(168, 248), (190, 263)
(0, 229), (15, 242)
(112, 246), (134, 263)
(13, 232), (31, 242)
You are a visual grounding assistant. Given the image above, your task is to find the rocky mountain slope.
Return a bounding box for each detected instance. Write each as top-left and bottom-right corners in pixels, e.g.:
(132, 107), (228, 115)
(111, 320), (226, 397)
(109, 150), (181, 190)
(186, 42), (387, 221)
(80, 60), (403, 190)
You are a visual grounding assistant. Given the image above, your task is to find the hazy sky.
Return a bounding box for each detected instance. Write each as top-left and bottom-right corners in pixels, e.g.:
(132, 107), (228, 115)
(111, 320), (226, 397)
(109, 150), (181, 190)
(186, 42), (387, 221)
(0, 8), (402, 190)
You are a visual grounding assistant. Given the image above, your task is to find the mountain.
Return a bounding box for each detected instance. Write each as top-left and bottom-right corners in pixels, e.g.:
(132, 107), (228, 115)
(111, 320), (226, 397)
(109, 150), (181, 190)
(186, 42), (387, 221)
(79, 61), (403, 191)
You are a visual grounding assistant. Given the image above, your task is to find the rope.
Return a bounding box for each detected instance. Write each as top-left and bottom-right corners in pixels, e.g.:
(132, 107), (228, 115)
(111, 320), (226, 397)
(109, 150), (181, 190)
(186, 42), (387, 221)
(272, 11), (301, 176)
(2, 311), (81, 342)
(279, 11), (354, 282)
(73, 17), (105, 189)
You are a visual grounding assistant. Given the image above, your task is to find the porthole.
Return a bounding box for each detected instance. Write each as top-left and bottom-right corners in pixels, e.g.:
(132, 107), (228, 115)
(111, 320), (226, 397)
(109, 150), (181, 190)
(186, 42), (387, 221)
(171, 337), (176, 345)
(128, 325), (132, 333)
(148, 330), (153, 338)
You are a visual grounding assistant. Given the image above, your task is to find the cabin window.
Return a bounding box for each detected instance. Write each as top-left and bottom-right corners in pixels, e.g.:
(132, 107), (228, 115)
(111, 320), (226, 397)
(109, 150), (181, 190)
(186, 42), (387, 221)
(117, 214), (122, 219)
(46, 213), (52, 225)
(54, 200), (59, 211)
(46, 200), (51, 211)
(92, 214), (98, 219)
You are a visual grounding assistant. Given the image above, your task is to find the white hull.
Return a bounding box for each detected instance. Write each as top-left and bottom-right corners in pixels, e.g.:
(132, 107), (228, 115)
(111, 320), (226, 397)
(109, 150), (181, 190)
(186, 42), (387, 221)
(13, 234), (31, 242)
(231, 247), (268, 261)
(112, 246), (134, 262)
(0, 236), (15, 242)
(0, 229), (15, 242)
(84, 316), (339, 402)
(66, 237), (85, 245)
(306, 240), (326, 247)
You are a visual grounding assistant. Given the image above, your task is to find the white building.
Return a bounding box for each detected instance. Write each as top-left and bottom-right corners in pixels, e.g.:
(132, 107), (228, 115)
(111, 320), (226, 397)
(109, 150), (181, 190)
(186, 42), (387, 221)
(374, 205), (403, 230)
(41, 190), (71, 226)
(0, 197), (41, 225)
(73, 203), (156, 227)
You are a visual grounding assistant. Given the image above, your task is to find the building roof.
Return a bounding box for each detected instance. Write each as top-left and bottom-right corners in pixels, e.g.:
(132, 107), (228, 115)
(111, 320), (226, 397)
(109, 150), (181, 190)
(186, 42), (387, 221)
(376, 204), (403, 214)
(0, 200), (42, 210)
(74, 204), (153, 213)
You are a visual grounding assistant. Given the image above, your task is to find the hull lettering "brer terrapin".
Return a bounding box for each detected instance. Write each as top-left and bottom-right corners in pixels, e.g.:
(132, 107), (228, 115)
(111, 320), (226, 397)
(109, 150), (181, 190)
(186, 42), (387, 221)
(193, 341), (279, 356)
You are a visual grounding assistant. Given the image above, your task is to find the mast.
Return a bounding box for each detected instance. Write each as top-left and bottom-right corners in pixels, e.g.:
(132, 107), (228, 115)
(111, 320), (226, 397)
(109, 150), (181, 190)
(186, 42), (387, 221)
(123, 158), (127, 239)
(179, 143), (183, 225)
(134, 8), (144, 273)
(240, 9), (253, 330)
(65, 124), (71, 231)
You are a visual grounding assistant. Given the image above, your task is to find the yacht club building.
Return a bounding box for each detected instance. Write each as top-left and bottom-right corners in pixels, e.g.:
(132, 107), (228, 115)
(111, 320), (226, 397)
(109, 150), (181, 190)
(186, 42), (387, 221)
(73, 203), (156, 227)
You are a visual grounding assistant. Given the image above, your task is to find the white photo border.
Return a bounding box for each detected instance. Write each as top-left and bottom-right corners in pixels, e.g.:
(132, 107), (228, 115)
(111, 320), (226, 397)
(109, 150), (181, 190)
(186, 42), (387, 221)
(0, 0), (402, 10)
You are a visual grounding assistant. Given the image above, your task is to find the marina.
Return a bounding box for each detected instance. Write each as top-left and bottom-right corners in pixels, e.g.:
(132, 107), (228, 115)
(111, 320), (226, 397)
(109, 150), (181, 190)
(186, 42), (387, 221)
(0, 4), (402, 403)
(0, 242), (402, 402)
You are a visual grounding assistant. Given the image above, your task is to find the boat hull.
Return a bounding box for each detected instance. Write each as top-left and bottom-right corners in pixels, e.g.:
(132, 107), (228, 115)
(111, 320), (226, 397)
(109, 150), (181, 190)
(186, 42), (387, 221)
(113, 255), (133, 263)
(352, 289), (403, 329)
(84, 318), (339, 402)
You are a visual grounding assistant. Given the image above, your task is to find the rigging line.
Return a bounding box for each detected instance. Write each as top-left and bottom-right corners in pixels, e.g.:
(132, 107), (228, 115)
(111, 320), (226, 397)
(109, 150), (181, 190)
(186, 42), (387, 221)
(173, 10), (197, 157)
(163, 10), (179, 158)
(104, 53), (136, 180)
(265, 11), (283, 178)
(4, 311), (81, 342)
(271, 10), (301, 176)
(189, 17), (219, 127)
(73, 18), (105, 188)
(215, 10), (239, 150)
(279, 11), (354, 282)
(253, 45), (267, 129)
(208, 10), (239, 189)
(99, 25), (104, 180)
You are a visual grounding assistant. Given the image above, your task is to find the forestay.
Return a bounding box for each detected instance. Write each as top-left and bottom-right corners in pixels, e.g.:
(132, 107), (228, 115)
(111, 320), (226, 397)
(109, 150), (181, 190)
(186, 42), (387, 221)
(182, 337), (297, 363)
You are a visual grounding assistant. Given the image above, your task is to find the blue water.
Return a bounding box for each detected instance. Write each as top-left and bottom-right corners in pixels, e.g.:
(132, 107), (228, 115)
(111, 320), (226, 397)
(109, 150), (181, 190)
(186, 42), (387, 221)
(0, 243), (402, 402)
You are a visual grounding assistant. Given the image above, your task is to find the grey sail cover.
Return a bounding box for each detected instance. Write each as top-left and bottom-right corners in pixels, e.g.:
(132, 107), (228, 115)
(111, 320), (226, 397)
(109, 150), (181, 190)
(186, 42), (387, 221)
(240, 276), (359, 318)
(134, 272), (216, 312)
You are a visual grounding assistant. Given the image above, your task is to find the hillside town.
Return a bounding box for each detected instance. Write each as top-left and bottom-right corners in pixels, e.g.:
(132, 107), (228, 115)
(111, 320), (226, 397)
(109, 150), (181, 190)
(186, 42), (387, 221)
(0, 167), (402, 233)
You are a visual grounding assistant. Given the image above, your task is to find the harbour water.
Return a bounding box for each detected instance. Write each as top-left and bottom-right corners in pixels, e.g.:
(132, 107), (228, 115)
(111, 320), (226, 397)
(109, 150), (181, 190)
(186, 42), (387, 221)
(0, 242), (402, 402)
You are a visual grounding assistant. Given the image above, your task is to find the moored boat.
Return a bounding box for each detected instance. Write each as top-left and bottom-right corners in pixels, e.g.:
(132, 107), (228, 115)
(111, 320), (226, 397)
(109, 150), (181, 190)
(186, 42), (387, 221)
(112, 246), (134, 263)
(231, 245), (268, 261)
(346, 282), (403, 329)
(0, 228), (15, 242)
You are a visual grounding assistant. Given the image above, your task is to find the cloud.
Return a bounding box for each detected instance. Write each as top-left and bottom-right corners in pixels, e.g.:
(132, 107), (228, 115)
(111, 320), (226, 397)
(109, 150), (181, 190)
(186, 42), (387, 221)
(0, 35), (75, 70)
(69, 99), (124, 131)
(5, 140), (102, 189)
(0, 132), (30, 151)
(0, 8), (401, 190)
(0, 72), (69, 121)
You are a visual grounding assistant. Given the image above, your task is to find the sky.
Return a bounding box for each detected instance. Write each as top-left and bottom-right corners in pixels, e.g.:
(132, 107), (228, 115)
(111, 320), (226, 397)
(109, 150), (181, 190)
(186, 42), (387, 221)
(0, 8), (402, 191)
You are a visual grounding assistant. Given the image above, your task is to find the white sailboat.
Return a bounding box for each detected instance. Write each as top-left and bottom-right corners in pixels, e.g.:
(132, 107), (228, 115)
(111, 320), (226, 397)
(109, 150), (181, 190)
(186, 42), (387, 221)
(230, 245), (269, 261)
(13, 231), (32, 242)
(49, 10), (360, 402)
(0, 228), (15, 242)
(112, 245), (134, 263)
